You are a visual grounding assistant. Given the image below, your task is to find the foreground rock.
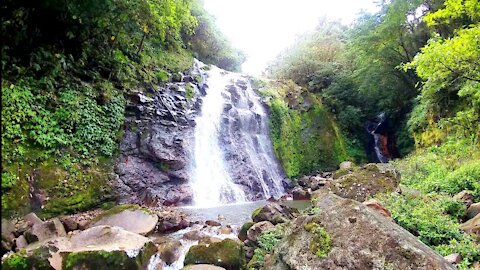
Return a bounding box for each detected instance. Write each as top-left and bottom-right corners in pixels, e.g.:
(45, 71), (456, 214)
(88, 205), (158, 235)
(325, 163), (400, 202)
(2, 226), (156, 270)
(184, 239), (245, 270)
(265, 192), (455, 270)
(460, 214), (480, 239)
(183, 265), (226, 270)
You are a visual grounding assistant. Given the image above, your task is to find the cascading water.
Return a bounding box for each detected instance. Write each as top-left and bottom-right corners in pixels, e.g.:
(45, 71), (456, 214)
(190, 66), (247, 207)
(190, 65), (285, 207)
(367, 112), (390, 163)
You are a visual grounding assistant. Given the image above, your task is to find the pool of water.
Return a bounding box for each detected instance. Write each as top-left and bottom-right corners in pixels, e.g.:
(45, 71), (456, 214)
(180, 199), (311, 227)
(150, 200), (311, 270)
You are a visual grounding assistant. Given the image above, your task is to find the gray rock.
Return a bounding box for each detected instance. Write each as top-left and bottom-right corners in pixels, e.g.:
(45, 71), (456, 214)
(444, 253), (462, 264)
(24, 212), (43, 226)
(158, 240), (182, 265)
(246, 221), (274, 242)
(89, 207), (158, 235)
(292, 186), (311, 200)
(460, 214), (479, 238)
(15, 235), (28, 250)
(24, 218), (66, 243)
(252, 203), (298, 225)
(266, 192), (456, 270)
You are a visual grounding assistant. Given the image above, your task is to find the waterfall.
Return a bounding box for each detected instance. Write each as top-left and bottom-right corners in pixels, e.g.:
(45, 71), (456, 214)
(367, 112), (390, 163)
(190, 65), (285, 207)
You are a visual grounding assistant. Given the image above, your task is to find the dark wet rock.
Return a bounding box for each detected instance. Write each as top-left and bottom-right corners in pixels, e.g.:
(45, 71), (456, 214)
(24, 218), (66, 243)
(59, 217), (78, 232)
(205, 220), (221, 227)
(158, 240), (182, 265)
(325, 163), (400, 202)
(252, 203), (299, 225)
(460, 214), (479, 238)
(247, 221), (274, 242)
(292, 186), (311, 200)
(183, 230), (205, 241)
(184, 239), (245, 270)
(297, 175), (329, 191)
(466, 202), (480, 220)
(265, 192), (456, 270)
(88, 205), (158, 235)
(157, 211), (190, 233)
(114, 61), (207, 207)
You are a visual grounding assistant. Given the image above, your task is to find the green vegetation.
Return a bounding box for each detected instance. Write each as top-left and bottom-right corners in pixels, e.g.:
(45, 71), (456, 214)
(376, 138), (480, 268)
(253, 79), (364, 177)
(1, 0), (244, 217)
(304, 222), (332, 258)
(248, 224), (287, 269)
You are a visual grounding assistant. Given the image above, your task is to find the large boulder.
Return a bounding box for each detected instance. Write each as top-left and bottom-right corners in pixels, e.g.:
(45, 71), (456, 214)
(184, 239), (245, 270)
(88, 205), (158, 235)
(238, 222), (254, 242)
(2, 226), (156, 270)
(265, 192), (455, 270)
(252, 203), (298, 225)
(24, 218), (67, 243)
(326, 163), (400, 202)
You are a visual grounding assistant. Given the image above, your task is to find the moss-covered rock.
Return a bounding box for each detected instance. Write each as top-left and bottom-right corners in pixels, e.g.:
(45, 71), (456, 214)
(238, 221), (254, 242)
(303, 222), (331, 258)
(184, 239), (245, 270)
(324, 163), (400, 202)
(62, 244), (155, 270)
(1, 247), (55, 270)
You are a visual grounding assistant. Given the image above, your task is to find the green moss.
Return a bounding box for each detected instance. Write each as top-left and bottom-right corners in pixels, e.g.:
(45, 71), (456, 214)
(184, 239), (245, 270)
(248, 224), (288, 269)
(2, 248), (55, 270)
(251, 206), (263, 220)
(304, 222), (331, 258)
(239, 221), (255, 241)
(63, 242), (155, 270)
(185, 83), (195, 100)
(262, 79), (357, 177)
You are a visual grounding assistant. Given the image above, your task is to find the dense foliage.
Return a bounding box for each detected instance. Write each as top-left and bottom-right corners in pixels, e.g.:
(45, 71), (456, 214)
(252, 79), (364, 178)
(1, 0), (244, 217)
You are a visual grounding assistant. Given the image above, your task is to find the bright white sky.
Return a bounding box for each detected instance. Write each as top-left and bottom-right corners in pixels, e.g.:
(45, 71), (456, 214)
(203, 0), (380, 75)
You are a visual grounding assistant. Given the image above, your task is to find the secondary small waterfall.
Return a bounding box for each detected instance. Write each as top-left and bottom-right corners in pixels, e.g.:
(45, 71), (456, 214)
(366, 112), (390, 163)
(190, 65), (285, 207)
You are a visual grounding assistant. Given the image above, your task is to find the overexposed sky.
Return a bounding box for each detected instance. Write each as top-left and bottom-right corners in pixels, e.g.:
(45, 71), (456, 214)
(203, 0), (380, 74)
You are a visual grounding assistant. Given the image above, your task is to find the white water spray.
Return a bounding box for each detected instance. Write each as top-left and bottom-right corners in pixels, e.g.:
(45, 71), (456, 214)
(190, 67), (246, 207)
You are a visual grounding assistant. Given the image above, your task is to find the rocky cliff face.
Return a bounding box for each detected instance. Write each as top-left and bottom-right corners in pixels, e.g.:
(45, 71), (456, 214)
(114, 60), (208, 206)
